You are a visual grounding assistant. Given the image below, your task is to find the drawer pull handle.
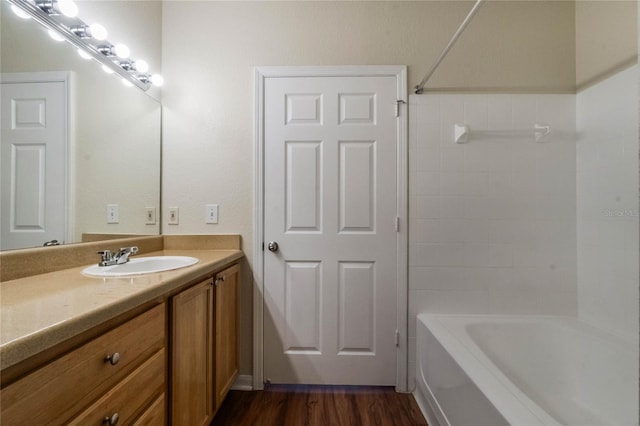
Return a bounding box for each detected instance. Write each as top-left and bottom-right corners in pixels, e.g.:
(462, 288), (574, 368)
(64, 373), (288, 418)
(103, 413), (119, 425)
(104, 352), (121, 365)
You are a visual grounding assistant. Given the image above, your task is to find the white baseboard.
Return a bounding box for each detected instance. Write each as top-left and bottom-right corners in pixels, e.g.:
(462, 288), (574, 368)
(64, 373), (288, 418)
(231, 374), (253, 391)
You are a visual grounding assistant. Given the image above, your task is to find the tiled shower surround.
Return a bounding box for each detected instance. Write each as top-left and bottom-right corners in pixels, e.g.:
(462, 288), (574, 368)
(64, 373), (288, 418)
(407, 67), (639, 382)
(409, 93), (577, 317)
(408, 92), (578, 380)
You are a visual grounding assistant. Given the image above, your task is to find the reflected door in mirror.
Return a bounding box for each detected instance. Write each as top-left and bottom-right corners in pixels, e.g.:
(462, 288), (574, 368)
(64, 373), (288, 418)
(1, 76), (68, 250)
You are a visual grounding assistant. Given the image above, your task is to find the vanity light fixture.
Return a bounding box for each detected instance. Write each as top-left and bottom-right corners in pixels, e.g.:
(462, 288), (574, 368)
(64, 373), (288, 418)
(150, 74), (164, 87)
(139, 74), (164, 87)
(33, 0), (54, 15)
(35, 0), (76, 17)
(118, 61), (134, 71)
(56, 0), (77, 17)
(134, 60), (149, 73)
(114, 43), (130, 59)
(88, 23), (107, 40)
(69, 24), (90, 38)
(7, 0), (163, 91)
(69, 23), (106, 40)
(97, 44), (115, 56)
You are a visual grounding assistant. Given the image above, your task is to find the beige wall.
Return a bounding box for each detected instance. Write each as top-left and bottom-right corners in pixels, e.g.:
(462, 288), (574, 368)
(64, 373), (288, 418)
(575, 0), (638, 89)
(161, 0), (576, 375)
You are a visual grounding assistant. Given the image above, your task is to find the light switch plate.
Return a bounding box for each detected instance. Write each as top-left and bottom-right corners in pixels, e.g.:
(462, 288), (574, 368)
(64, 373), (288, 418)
(107, 204), (119, 224)
(168, 207), (179, 225)
(206, 204), (219, 224)
(145, 207), (157, 225)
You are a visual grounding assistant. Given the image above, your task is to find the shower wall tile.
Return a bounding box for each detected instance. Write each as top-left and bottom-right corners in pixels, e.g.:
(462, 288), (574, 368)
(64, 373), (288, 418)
(576, 65), (639, 341)
(464, 96), (489, 129)
(487, 95), (512, 130)
(408, 93), (577, 343)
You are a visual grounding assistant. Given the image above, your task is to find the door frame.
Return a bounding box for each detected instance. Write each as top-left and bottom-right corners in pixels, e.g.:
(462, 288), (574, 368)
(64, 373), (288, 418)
(0, 71), (74, 246)
(253, 66), (408, 391)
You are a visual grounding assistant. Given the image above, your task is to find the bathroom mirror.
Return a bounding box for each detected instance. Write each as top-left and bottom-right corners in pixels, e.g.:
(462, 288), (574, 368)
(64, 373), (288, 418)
(0, 0), (162, 250)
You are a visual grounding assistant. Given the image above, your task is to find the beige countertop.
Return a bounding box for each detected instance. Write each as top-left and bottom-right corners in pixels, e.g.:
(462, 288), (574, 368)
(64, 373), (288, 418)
(0, 249), (243, 371)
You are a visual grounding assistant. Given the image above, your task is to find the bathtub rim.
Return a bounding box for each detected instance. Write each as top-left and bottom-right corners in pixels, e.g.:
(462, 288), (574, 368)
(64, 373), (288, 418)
(417, 313), (639, 426)
(417, 313), (570, 426)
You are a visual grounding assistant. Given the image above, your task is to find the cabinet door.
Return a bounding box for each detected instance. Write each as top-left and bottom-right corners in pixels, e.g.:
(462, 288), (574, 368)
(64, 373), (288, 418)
(171, 279), (214, 426)
(214, 263), (240, 409)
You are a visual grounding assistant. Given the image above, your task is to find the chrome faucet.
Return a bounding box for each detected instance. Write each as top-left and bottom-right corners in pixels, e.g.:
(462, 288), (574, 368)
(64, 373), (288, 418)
(97, 246), (139, 267)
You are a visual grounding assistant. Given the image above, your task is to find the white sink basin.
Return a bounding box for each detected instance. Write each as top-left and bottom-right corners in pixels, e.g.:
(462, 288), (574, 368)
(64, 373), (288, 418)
(82, 256), (199, 277)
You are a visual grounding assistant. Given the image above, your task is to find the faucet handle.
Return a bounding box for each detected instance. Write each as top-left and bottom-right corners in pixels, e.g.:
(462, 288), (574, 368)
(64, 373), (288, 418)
(97, 250), (113, 261)
(97, 250), (114, 266)
(118, 246), (139, 255)
(113, 246), (139, 265)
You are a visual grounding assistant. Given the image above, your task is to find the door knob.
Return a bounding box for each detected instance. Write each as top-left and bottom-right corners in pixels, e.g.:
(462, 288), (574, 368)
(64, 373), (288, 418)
(267, 241), (279, 252)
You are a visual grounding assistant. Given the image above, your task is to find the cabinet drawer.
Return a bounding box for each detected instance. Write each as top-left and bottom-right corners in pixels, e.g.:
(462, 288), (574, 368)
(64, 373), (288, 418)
(133, 393), (166, 426)
(1, 304), (165, 425)
(69, 349), (165, 425)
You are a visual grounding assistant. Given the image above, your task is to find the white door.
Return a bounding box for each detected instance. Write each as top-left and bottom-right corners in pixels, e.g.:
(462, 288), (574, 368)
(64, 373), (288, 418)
(1, 79), (67, 250)
(263, 73), (401, 385)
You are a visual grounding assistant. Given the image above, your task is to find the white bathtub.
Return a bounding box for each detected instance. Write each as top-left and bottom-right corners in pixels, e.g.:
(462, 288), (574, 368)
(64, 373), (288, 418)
(415, 314), (639, 426)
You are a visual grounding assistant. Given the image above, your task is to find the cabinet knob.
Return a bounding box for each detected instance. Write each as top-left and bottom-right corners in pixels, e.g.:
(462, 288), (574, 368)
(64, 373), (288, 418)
(103, 413), (119, 425)
(104, 352), (121, 366)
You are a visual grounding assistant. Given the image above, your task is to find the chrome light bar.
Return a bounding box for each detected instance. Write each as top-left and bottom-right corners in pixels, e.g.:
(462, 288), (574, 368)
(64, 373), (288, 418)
(6, 0), (152, 91)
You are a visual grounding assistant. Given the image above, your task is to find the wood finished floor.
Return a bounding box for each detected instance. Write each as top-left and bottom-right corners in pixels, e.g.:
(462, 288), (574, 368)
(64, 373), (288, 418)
(211, 384), (428, 426)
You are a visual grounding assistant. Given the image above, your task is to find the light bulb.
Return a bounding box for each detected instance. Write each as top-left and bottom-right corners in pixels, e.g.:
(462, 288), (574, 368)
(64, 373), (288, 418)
(150, 74), (164, 87)
(121, 78), (133, 87)
(11, 5), (31, 19)
(57, 0), (78, 17)
(134, 60), (149, 73)
(114, 43), (130, 59)
(101, 64), (114, 74)
(89, 23), (107, 41)
(77, 49), (92, 60)
(48, 29), (65, 42)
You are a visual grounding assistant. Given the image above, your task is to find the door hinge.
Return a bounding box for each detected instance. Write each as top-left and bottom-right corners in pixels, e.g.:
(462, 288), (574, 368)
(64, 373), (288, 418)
(395, 216), (400, 232)
(395, 330), (400, 347)
(394, 100), (406, 117)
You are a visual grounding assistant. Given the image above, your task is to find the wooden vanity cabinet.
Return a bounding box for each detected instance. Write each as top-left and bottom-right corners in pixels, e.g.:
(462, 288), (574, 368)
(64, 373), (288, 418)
(171, 262), (240, 424)
(0, 303), (166, 425)
(171, 278), (215, 426)
(214, 263), (240, 409)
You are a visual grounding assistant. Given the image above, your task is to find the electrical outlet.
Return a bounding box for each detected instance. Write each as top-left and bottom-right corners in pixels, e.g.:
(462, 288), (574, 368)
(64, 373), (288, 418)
(145, 207), (157, 225)
(206, 204), (219, 224)
(168, 207), (179, 225)
(107, 204), (119, 224)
